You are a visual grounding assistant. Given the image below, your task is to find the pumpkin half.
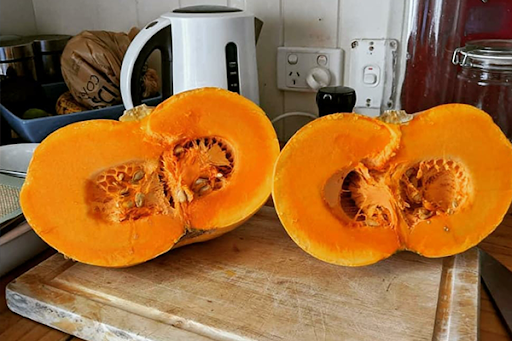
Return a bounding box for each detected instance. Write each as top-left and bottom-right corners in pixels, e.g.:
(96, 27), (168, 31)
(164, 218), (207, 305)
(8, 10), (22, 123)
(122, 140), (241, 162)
(273, 104), (512, 266)
(20, 88), (280, 267)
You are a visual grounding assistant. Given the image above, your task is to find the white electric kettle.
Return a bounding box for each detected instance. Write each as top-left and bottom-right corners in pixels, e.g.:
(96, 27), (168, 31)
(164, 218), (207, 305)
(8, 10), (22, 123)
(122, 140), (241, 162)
(120, 5), (262, 109)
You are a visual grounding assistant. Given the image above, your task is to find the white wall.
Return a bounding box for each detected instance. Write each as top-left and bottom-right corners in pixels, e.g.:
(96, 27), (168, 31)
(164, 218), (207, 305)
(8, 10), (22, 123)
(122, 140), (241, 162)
(0, 0), (37, 35)
(13, 0), (408, 140)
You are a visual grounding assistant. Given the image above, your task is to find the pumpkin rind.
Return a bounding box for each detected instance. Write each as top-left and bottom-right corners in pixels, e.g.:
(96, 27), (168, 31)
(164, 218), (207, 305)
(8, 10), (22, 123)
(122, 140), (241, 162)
(273, 104), (512, 266)
(20, 88), (280, 267)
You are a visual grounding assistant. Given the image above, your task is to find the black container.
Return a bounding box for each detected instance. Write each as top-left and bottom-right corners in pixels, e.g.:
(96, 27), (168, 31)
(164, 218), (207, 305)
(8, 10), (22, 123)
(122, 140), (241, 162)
(29, 35), (71, 83)
(316, 86), (356, 117)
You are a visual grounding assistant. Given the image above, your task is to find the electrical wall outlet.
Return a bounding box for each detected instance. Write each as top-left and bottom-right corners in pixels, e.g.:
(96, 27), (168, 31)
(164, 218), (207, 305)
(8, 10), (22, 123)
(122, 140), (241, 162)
(286, 69), (305, 88)
(277, 47), (343, 92)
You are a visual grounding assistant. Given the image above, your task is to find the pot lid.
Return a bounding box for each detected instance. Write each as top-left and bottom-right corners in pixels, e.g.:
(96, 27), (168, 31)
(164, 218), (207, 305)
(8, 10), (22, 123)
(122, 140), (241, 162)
(0, 37), (34, 62)
(173, 5), (242, 14)
(28, 35), (72, 53)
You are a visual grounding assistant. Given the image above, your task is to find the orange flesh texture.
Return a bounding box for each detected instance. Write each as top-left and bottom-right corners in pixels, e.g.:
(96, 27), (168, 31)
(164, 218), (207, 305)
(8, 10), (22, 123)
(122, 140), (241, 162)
(20, 88), (280, 267)
(20, 120), (184, 267)
(148, 88), (280, 231)
(273, 114), (401, 266)
(273, 104), (512, 266)
(396, 104), (512, 257)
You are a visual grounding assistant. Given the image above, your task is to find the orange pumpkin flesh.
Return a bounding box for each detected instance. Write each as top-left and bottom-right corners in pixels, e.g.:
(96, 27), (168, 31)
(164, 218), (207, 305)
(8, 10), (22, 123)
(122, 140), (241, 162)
(273, 104), (512, 266)
(20, 88), (280, 267)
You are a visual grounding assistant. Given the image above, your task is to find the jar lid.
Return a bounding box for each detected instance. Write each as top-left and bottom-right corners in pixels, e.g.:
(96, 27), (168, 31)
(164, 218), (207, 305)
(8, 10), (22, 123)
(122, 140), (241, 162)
(28, 35), (72, 53)
(452, 39), (512, 70)
(0, 37), (34, 62)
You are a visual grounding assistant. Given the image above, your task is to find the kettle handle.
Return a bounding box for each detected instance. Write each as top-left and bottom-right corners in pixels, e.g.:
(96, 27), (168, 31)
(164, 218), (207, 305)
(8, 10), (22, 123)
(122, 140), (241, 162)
(120, 17), (172, 110)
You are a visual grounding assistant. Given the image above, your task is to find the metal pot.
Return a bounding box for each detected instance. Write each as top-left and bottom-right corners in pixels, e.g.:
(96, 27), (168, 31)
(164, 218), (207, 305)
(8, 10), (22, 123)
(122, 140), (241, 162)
(0, 36), (36, 80)
(28, 35), (71, 83)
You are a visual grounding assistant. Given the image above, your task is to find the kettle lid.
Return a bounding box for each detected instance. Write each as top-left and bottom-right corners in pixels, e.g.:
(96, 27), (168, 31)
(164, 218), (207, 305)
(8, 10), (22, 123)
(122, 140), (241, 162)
(173, 5), (242, 14)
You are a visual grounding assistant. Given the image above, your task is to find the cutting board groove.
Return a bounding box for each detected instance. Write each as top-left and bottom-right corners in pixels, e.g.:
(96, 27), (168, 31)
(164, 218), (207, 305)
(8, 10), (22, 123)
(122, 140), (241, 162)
(6, 207), (479, 341)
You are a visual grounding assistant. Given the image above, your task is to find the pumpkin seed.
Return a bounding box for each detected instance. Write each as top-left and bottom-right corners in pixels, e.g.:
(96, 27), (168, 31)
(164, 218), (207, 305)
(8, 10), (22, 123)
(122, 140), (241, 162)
(135, 192), (145, 207)
(132, 170), (145, 182)
(117, 173), (125, 181)
(215, 173), (223, 178)
(418, 208), (433, 220)
(177, 189), (187, 203)
(411, 192), (422, 204)
(195, 178), (208, 186)
(120, 188), (130, 196)
(366, 219), (379, 227)
(444, 226), (450, 232)
(199, 184), (211, 195)
(174, 146), (184, 156)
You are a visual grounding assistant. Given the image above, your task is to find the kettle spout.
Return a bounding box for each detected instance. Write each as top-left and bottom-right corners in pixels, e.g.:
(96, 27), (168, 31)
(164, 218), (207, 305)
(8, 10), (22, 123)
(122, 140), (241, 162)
(254, 17), (263, 44)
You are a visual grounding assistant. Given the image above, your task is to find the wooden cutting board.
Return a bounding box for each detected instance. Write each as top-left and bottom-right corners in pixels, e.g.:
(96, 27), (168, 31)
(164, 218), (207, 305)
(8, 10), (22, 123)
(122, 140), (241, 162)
(6, 207), (480, 341)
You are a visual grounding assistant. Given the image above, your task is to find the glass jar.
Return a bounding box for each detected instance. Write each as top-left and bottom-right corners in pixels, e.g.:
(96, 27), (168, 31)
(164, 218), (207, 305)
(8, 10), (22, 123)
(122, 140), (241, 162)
(400, 0), (465, 114)
(453, 40), (512, 139)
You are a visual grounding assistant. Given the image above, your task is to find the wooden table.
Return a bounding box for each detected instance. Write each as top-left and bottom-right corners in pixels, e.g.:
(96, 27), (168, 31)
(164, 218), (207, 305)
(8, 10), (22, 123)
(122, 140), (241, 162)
(1, 208), (512, 341)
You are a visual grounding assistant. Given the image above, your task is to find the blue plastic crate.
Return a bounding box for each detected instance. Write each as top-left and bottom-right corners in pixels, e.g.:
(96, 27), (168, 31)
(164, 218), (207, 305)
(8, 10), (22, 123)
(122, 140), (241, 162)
(0, 82), (162, 143)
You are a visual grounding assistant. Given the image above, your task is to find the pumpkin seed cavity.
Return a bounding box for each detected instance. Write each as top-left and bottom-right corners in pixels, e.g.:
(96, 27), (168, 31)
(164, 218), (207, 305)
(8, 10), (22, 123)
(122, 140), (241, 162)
(86, 163), (166, 222)
(398, 159), (469, 226)
(86, 137), (235, 223)
(159, 136), (234, 206)
(325, 159), (470, 229)
(338, 166), (396, 228)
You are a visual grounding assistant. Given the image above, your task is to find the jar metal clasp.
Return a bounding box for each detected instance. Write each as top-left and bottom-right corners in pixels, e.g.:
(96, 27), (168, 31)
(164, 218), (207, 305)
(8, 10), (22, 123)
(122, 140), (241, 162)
(452, 47), (469, 67)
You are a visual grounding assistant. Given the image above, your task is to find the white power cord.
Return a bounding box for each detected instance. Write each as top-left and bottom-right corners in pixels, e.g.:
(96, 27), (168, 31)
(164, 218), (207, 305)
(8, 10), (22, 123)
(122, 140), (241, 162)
(271, 111), (318, 125)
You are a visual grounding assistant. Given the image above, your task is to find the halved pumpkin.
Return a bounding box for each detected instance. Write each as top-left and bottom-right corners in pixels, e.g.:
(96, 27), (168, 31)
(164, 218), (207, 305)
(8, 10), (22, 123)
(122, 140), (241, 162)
(20, 88), (280, 267)
(273, 104), (512, 266)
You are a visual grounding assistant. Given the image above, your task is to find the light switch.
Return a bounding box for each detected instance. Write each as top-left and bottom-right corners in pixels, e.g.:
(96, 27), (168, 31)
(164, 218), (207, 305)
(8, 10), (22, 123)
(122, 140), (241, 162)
(349, 39), (398, 115)
(364, 73), (377, 84)
(363, 65), (379, 86)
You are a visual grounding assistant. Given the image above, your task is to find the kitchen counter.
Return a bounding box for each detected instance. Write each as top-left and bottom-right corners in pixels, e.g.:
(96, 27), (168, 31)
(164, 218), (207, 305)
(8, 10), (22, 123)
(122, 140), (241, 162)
(1, 204), (511, 341)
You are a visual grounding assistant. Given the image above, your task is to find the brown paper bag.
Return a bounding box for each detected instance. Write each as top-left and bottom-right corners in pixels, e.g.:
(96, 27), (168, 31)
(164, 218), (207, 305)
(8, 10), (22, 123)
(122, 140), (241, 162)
(61, 30), (158, 110)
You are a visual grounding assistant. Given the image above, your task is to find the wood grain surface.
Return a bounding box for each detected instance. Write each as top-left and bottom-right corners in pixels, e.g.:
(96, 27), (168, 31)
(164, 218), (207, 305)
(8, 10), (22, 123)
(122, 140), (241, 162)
(5, 207), (480, 341)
